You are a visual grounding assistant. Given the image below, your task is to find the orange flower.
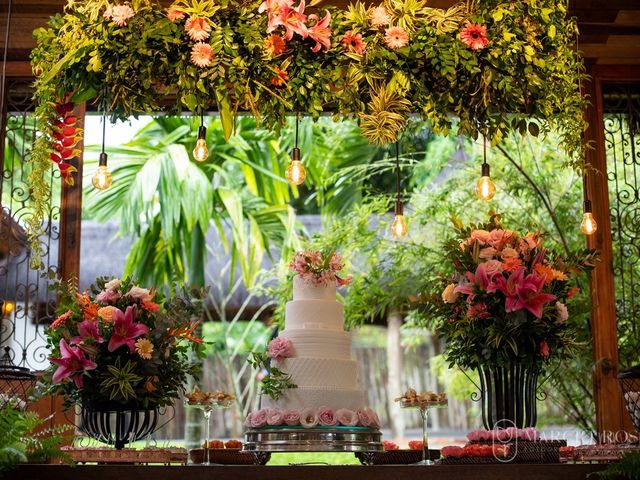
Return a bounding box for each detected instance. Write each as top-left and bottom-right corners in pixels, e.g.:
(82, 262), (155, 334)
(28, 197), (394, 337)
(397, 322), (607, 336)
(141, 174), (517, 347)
(51, 310), (73, 330)
(167, 6), (186, 22)
(503, 257), (522, 273)
(190, 42), (214, 68)
(270, 65), (289, 87)
(264, 34), (286, 56)
(98, 306), (118, 323)
(169, 320), (203, 344)
(534, 263), (554, 285)
(76, 291), (91, 308)
(135, 338), (154, 359)
(552, 269), (568, 281)
(144, 376), (159, 392)
(83, 303), (100, 320)
(142, 301), (160, 312)
(185, 16), (211, 42)
(567, 287), (580, 299)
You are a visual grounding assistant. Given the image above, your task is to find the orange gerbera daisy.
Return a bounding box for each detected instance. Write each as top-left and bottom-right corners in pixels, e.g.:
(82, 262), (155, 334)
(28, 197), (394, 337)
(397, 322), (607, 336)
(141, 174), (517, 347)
(185, 16), (211, 42)
(265, 34), (287, 56)
(270, 65), (289, 87)
(190, 42), (214, 68)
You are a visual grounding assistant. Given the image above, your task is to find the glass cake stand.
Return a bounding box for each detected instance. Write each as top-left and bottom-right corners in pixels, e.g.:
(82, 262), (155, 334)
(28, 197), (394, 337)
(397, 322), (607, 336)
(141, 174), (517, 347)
(401, 399), (448, 465)
(185, 398), (233, 465)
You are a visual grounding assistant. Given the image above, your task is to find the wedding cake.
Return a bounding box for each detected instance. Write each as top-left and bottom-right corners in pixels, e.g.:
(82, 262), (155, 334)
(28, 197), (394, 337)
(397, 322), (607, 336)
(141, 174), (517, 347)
(243, 250), (382, 452)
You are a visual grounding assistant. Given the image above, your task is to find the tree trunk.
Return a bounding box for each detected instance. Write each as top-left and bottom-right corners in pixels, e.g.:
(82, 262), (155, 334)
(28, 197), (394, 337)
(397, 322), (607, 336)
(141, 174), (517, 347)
(386, 310), (405, 440)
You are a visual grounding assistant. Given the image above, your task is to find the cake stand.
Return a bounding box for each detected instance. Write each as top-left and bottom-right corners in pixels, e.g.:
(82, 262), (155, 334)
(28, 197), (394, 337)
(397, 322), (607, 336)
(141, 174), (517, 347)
(400, 399), (448, 465)
(185, 398), (233, 465)
(243, 425), (383, 452)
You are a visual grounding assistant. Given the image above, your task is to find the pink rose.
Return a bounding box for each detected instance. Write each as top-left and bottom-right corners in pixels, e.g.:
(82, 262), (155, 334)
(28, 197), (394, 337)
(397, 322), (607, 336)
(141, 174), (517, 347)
(282, 409), (300, 426)
(96, 289), (120, 304)
(249, 408), (268, 428)
(317, 406), (338, 426)
(479, 247), (496, 259)
(483, 259), (503, 276)
(501, 247), (519, 259)
(489, 229), (514, 249)
(299, 408), (318, 428)
(442, 446), (464, 458)
(104, 278), (121, 291)
(357, 408), (373, 427)
(267, 337), (293, 360)
(244, 412), (254, 427)
(127, 286), (153, 303)
(362, 407), (380, 428)
(470, 230), (491, 244)
(336, 408), (358, 426)
(266, 408), (284, 426)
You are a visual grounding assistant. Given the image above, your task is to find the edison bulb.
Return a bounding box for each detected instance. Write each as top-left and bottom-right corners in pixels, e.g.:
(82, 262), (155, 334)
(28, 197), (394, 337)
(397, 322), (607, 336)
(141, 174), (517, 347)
(581, 212), (597, 235)
(391, 214), (408, 238)
(476, 175), (496, 201)
(193, 139), (208, 162)
(286, 160), (306, 185)
(92, 165), (112, 190)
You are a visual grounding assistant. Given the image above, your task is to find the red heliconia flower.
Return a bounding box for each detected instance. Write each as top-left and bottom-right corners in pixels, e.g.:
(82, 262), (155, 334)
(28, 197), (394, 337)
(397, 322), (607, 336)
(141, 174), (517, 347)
(62, 126), (76, 137)
(64, 116), (77, 125)
(58, 162), (77, 186)
(61, 137), (76, 147)
(50, 153), (62, 163)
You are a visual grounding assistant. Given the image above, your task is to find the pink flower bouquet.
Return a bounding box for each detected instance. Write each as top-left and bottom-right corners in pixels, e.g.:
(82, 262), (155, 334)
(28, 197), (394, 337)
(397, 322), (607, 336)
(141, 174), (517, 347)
(44, 277), (206, 410)
(289, 249), (352, 286)
(433, 214), (596, 371)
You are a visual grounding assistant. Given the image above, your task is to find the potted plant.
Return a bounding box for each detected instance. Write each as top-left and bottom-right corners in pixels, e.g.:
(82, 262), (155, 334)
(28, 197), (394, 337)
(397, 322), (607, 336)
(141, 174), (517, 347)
(431, 214), (596, 428)
(44, 277), (206, 448)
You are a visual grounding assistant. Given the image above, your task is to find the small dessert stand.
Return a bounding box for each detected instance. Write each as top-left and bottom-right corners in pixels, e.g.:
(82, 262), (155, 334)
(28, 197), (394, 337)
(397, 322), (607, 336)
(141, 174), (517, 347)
(244, 426), (383, 452)
(400, 399), (448, 465)
(185, 397), (233, 465)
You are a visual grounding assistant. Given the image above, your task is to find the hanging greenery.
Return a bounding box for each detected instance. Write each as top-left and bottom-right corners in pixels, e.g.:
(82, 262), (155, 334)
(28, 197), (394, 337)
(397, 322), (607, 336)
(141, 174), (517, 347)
(28, 0), (585, 267)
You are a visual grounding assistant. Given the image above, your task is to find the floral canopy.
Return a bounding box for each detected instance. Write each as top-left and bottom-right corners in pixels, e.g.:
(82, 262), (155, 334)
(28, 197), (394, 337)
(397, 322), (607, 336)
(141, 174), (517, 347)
(27, 0), (585, 263)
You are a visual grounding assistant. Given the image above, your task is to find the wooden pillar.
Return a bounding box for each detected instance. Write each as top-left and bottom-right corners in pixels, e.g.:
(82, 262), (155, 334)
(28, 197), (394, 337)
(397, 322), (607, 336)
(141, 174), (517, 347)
(582, 66), (630, 441)
(386, 310), (405, 440)
(58, 103), (85, 283)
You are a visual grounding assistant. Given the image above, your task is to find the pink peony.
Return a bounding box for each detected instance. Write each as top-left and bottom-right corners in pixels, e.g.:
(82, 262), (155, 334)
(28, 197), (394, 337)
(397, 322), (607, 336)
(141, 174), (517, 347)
(266, 408), (284, 425)
(167, 6), (186, 22)
(342, 31), (366, 55)
(244, 412), (254, 427)
(267, 337), (293, 360)
(384, 26), (409, 49)
(369, 6), (391, 27)
(317, 406), (338, 426)
(365, 407), (381, 428)
(336, 408), (358, 426)
(249, 408), (268, 427)
(185, 16), (212, 42)
(299, 407), (318, 428)
(110, 5), (135, 27)
(96, 289), (120, 304)
(190, 42), (214, 68)
(356, 408), (373, 426)
(460, 22), (489, 51)
(307, 11), (331, 53)
(282, 409), (300, 425)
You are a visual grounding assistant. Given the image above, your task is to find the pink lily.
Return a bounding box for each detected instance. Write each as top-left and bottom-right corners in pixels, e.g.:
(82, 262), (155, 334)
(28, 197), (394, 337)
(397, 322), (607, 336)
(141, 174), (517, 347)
(454, 262), (493, 300)
(108, 305), (149, 353)
(261, 0), (294, 32)
(487, 267), (524, 313)
(70, 320), (105, 345)
(307, 11), (331, 52)
(50, 339), (97, 389)
(281, 1), (308, 40)
(513, 272), (556, 318)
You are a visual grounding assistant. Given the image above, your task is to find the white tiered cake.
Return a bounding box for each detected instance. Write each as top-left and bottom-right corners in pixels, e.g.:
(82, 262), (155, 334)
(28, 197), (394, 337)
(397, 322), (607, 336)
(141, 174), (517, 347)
(261, 275), (366, 412)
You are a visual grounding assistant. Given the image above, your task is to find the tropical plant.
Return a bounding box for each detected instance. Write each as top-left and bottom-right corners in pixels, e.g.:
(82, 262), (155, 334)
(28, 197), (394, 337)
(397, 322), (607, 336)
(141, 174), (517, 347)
(44, 276), (206, 409)
(26, 0), (585, 264)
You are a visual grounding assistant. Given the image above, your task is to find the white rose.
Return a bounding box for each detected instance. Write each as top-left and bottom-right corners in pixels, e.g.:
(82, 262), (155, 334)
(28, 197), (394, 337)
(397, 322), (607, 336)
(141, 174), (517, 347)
(299, 408), (318, 429)
(104, 278), (121, 291)
(127, 286), (152, 302)
(556, 301), (568, 323)
(442, 283), (459, 304)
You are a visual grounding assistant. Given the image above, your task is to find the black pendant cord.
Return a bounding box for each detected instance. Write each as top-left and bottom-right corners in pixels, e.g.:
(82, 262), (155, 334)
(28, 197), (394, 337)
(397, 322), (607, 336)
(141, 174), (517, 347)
(395, 141), (401, 205)
(483, 136), (487, 166)
(295, 115), (299, 149)
(101, 110), (107, 154)
(200, 107), (204, 128)
(0, 0), (12, 129)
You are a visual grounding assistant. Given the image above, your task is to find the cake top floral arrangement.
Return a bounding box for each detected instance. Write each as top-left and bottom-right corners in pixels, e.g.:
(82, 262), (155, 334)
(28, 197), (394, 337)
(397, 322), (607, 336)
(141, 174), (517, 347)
(432, 214), (596, 372)
(45, 277), (206, 410)
(289, 249), (352, 286)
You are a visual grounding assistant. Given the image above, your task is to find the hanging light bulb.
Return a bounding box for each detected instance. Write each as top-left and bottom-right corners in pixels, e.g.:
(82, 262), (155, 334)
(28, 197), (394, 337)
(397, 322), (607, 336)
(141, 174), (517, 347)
(93, 111), (112, 190)
(581, 199), (597, 235)
(286, 116), (306, 185)
(391, 141), (408, 238)
(476, 163), (496, 201)
(193, 110), (208, 162)
(92, 152), (113, 190)
(285, 147), (306, 185)
(476, 138), (496, 201)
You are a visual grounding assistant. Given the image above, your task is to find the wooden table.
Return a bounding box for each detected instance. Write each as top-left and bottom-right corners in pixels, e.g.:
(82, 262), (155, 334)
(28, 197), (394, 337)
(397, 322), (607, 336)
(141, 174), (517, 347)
(5, 463), (610, 480)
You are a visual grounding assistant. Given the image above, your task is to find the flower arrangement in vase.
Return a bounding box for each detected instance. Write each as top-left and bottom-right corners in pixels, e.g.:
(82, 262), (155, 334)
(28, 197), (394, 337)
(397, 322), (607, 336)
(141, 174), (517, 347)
(44, 277), (206, 411)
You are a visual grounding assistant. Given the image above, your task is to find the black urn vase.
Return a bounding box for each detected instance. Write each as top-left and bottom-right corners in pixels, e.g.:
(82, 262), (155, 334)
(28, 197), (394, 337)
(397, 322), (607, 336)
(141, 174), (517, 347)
(477, 363), (539, 429)
(78, 407), (161, 449)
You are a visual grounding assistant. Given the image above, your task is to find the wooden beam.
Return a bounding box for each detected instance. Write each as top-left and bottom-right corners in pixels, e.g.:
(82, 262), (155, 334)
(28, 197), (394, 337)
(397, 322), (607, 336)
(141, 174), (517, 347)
(57, 103), (85, 284)
(582, 64), (632, 442)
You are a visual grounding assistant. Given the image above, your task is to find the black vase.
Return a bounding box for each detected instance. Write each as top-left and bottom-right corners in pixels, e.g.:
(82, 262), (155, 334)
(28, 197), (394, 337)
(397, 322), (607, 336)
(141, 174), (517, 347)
(79, 407), (160, 449)
(477, 364), (539, 429)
